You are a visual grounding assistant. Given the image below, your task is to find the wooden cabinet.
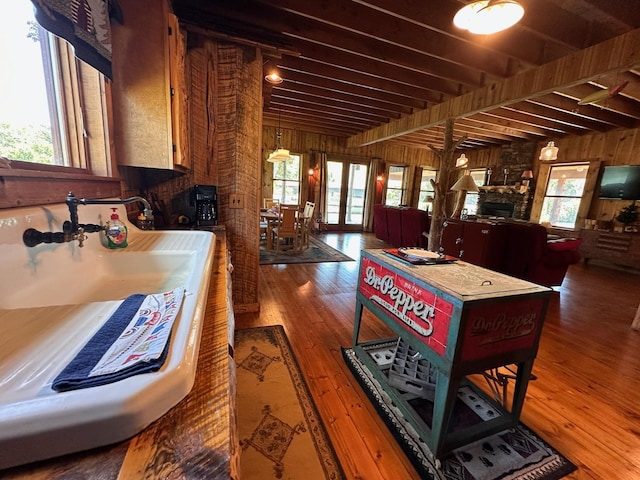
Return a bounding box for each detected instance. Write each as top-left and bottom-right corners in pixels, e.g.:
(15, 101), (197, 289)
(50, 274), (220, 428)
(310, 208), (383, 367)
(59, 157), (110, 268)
(111, 0), (189, 170)
(441, 219), (507, 270)
(579, 229), (640, 269)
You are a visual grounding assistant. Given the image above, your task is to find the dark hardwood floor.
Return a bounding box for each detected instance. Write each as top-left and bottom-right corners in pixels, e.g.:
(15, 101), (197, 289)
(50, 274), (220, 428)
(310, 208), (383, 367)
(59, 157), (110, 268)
(235, 232), (640, 479)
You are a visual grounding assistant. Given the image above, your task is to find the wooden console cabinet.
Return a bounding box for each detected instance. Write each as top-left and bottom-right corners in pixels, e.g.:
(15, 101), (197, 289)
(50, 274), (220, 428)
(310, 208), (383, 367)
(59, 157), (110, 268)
(441, 218), (507, 270)
(579, 229), (640, 270)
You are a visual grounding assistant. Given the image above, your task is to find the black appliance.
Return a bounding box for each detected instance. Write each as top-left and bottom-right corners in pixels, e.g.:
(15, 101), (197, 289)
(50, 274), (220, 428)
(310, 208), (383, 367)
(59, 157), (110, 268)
(193, 184), (218, 227)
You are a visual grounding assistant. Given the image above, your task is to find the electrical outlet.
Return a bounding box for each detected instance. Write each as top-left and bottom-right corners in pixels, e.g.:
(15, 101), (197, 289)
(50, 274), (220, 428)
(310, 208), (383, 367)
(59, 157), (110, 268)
(229, 193), (244, 209)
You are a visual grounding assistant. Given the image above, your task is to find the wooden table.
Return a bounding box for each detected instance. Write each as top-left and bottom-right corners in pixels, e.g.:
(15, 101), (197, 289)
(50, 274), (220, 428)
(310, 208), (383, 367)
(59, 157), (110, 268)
(350, 249), (552, 459)
(260, 210), (279, 250)
(260, 209), (310, 251)
(2, 231), (239, 479)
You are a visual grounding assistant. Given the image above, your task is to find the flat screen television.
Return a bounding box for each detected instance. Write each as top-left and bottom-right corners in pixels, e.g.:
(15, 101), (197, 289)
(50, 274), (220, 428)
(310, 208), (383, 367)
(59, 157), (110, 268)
(598, 165), (640, 200)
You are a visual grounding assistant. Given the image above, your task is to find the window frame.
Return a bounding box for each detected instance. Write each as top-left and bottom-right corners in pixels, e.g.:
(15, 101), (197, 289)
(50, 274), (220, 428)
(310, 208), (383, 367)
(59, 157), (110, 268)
(462, 168), (488, 215)
(417, 168), (437, 212)
(530, 160), (600, 229)
(0, 17), (117, 209)
(385, 164), (408, 206)
(272, 154), (302, 205)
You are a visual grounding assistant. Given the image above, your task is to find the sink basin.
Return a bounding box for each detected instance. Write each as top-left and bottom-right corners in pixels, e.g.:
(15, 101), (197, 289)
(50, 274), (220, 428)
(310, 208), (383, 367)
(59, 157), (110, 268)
(0, 201), (216, 470)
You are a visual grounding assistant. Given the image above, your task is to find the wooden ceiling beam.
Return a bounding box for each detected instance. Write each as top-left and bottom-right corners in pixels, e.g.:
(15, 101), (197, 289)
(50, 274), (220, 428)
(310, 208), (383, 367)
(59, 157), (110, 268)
(276, 70), (429, 110)
(470, 112), (550, 137)
(552, 86), (640, 121)
(271, 87), (407, 118)
(278, 57), (440, 102)
(280, 39), (468, 96)
(347, 28), (640, 147)
(504, 102), (603, 132)
(458, 117), (533, 140)
(273, 83), (414, 116)
(269, 93), (396, 123)
(283, 31), (486, 89)
(265, 105), (377, 129)
(355, 0), (571, 68)
(529, 94), (637, 129)
(253, 0), (518, 78)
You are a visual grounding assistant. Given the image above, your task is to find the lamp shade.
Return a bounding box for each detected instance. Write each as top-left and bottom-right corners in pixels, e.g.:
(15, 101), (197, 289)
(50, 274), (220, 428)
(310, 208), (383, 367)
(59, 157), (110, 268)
(539, 141), (559, 161)
(267, 148), (292, 163)
(451, 174), (479, 192)
(453, 0), (524, 35)
(521, 170), (534, 179)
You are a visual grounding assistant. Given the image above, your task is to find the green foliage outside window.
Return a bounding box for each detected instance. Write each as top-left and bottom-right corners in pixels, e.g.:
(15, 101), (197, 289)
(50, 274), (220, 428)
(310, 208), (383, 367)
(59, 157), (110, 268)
(0, 123), (54, 164)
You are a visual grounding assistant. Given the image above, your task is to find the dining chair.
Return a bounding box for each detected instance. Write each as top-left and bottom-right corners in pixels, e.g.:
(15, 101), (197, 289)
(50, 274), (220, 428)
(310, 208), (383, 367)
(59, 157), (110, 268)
(300, 201), (315, 249)
(272, 207), (300, 253)
(264, 198), (280, 210)
(261, 199), (280, 242)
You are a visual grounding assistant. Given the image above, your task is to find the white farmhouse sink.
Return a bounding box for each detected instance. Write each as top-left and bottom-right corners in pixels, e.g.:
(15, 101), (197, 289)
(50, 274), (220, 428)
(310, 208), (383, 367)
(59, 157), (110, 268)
(0, 201), (216, 470)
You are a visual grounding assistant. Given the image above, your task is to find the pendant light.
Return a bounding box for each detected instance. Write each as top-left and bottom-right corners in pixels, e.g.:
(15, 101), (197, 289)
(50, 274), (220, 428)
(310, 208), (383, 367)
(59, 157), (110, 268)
(267, 110), (292, 163)
(539, 141), (559, 161)
(453, 0), (524, 35)
(455, 153), (469, 168)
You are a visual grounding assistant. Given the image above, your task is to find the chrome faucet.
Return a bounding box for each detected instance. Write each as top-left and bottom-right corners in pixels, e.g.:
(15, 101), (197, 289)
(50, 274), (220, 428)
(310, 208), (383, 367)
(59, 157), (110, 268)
(23, 192), (155, 247)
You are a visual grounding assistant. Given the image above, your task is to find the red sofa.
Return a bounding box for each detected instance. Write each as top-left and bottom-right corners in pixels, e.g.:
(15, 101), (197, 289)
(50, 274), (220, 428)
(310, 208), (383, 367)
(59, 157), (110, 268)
(441, 218), (582, 287)
(373, 205), (430, 248)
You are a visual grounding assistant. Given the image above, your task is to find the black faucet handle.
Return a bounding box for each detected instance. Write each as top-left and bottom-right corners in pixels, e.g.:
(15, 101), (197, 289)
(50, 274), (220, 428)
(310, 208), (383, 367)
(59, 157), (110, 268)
(23, 229), (67, 247)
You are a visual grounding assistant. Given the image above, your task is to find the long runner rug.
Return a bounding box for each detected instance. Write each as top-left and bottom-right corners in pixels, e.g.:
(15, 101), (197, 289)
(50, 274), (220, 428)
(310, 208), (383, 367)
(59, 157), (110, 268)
(342, 343), (577, 480)
(260, 236), (354, 265)
(235, 325), (345, 479)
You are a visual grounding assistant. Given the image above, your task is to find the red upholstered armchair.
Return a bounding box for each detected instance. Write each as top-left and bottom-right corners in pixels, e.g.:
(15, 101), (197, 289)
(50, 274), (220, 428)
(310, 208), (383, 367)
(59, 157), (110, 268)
(498, 223), (582, 287)
(373, 204), (390, 243)
(373, 205), (430, 248)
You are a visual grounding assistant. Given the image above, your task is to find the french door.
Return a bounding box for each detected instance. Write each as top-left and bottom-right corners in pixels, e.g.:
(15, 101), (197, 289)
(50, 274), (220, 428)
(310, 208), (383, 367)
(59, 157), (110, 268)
(325, 160), (369, 231)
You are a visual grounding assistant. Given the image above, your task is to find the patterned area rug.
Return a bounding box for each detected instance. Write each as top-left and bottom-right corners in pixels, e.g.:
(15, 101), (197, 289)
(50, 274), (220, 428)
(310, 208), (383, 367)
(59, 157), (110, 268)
(259, 236), (354, 265)
(236, 325), (345, 479)
(342, 344), (577, 480)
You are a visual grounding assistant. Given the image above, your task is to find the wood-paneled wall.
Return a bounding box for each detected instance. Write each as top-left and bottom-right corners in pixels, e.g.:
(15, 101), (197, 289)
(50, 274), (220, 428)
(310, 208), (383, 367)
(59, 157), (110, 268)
(535, 127), (640, 222)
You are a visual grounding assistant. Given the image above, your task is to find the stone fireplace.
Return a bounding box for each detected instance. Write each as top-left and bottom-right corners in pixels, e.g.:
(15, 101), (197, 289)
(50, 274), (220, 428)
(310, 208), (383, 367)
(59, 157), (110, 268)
(477, 187), (532, 220)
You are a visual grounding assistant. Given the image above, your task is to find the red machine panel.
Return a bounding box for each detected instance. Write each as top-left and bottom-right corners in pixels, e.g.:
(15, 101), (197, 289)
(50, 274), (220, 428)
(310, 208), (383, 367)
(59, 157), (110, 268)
(460, 297), (546, 362)
(358, 255), (454, 357)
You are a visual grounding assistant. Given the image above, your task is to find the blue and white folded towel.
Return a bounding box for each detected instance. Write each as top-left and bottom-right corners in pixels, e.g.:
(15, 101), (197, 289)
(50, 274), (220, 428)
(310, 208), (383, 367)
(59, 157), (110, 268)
(52, 287), (185, 392)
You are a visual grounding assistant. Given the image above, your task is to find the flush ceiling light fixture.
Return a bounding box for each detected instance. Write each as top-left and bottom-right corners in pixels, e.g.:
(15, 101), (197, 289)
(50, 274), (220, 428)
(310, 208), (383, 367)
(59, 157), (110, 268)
(453, 0), (525, 35)
(267, 110), (292, 163)
(539, 141), (559, 161)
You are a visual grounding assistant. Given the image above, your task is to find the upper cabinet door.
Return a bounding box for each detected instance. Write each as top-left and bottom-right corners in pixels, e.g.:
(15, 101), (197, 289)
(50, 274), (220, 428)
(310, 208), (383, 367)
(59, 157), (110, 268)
(111, 0), (188, 170)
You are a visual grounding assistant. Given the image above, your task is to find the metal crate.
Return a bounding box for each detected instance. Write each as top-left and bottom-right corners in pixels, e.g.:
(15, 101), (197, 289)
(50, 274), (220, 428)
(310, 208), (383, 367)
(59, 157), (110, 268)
(388, 337), (437, 400)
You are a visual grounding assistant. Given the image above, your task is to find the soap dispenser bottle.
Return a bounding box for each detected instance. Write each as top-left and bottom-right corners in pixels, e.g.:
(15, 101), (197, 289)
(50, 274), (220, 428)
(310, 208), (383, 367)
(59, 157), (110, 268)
(106, 208), (128, 248)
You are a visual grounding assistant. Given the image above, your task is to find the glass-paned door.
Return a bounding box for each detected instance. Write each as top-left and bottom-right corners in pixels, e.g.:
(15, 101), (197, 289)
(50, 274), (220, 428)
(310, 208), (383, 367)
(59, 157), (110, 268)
(325, 160), (369, 230)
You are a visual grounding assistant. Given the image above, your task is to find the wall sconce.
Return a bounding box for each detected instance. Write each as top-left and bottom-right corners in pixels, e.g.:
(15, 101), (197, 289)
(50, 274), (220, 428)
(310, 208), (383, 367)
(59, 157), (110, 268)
(308, 168), (315, 176)
(376, 174), (384, 182)
(539, 141), (559, 161)
(521, 170), (534, 185)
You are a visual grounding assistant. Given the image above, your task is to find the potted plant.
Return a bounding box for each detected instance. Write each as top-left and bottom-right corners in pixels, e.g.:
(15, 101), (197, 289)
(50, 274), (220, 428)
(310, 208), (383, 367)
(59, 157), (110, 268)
(615, 201), (638, 231)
